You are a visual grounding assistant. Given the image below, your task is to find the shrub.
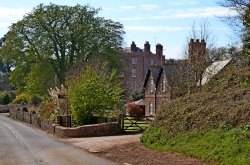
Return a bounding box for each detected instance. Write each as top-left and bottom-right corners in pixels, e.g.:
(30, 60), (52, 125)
(0, 92), (12, 105)
(126, 102), (144, 116)
(29, 94), (43, 106)
(68, 65), (123, 125)
(40, 99), (57, 119)
(12, 93), (29, 104)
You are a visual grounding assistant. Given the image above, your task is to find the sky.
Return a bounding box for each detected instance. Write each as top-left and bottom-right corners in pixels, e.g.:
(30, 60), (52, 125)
(0, 0), (238, 59)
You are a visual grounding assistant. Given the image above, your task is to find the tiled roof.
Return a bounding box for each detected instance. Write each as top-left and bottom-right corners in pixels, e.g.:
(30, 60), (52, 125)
(143, 66), (162, 88)
(162, 62), (188, 86)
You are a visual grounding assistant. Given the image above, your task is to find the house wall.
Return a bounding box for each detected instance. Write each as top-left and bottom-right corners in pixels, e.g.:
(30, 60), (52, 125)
(119, 52), (144, 95)
(119, 41), (165, 97)
(144, 75), (156, 116)
(156, 74), (171, 111)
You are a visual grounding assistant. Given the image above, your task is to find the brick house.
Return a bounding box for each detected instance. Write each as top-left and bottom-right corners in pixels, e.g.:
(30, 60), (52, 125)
(143, 62), (188, 116)
(119, 41), (165, 99)
(143, 39), (206, 116)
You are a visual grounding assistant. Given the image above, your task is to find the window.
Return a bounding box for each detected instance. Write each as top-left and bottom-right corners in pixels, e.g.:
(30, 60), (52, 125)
(132, 58), (137, 64)
(132, 69), (136, 77)
(162, 79), (166, 92)
(150, 78), (154, 93)
(151, 59), (154, 65)
(149, 102), (153, 115)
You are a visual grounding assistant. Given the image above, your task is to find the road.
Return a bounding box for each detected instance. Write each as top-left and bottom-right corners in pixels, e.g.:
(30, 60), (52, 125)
(0, 113), (118, 165)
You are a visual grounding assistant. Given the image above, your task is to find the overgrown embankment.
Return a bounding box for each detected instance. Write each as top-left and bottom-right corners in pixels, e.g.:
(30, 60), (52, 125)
(141, 62), (250, 165)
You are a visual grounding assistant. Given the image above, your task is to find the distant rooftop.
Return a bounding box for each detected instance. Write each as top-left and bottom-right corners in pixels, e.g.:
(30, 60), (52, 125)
(199, 59), (231, 86)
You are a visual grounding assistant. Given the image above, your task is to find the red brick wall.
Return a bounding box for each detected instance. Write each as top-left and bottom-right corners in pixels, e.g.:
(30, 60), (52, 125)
(119, 42), (165, 97)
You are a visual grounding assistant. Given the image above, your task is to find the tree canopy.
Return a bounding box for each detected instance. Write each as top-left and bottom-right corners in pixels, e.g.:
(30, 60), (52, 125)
(0, 3), (124, 94)
(219, 0), (250, 60)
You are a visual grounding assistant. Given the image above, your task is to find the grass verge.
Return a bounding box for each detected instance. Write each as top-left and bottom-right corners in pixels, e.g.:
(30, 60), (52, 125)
(141, 127), (250, 165)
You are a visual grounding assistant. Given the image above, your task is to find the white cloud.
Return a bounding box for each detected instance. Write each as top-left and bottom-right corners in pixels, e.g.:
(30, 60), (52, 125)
(162, 7), (238, 18)
(0, 22), (11, 29)
(120, 5), (136, 10)
(171, 0), (198, 5)
(0, 6), (30, 29)
(118, 7), (237, 21)
(140, 4), (159, 11)
(124, 26), (190, 32)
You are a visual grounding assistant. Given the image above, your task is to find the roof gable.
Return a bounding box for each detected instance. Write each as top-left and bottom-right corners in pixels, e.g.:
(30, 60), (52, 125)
(143, 66), (162, 88)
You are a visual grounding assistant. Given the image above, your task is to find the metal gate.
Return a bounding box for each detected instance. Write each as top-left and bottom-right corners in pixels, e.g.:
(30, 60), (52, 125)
(121, 115), (153, 133)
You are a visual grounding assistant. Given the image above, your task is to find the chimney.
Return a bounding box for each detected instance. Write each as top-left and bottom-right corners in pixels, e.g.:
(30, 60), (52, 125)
(131, 41), (136, 52)
(144, 41), (150, 53)
(188, 38), (206, 64)
(156, 43), (163, 56)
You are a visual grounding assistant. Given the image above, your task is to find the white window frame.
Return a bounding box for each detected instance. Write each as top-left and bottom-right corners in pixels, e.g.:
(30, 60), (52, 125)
(149, 102), (153, 115)
(162, 79), (166, 92)
(150, 78), (154, 93)
(132, 69), (136, 77)
(132, 58), (137, 64)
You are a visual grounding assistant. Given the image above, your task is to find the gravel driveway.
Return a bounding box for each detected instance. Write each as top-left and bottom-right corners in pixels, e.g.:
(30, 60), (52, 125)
(65, 134), (210, 165)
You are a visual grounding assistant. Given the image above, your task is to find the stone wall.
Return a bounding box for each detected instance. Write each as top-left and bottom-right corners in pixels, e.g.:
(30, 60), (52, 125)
(0, 104), (21, 113)
(9, 106), (121, 138)
(55, 122), (121, 138)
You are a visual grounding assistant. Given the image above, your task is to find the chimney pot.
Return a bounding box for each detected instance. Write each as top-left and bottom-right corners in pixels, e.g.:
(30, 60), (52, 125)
(144, 41), (150, 52)
(156, 43), (163, 56)
(131, 41), (136, 52)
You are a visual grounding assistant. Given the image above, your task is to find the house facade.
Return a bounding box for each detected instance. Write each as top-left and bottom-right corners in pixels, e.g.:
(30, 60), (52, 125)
(144, 39), (206, 116)
(143, 63), (189, 116)
(119, 41), (165, 99)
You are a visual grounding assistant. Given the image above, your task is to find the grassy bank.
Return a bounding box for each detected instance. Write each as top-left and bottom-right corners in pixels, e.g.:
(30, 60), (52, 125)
(141, 61), (250, 164)
(141, 127), (250, 165)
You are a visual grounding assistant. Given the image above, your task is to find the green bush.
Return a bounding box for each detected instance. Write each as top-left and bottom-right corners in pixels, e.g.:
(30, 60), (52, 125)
(0, 92), (12, 105)
(12, 93), (29, 104)
(29, 94), (43, 106)
(68, 65), (123, 125)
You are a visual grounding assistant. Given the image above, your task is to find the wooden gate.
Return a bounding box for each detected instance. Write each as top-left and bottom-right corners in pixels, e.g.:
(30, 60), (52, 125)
(121, 115), (153, 133)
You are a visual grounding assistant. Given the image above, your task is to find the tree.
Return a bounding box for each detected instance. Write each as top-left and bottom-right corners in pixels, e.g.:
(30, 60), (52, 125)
(181, 21), (214, 88)
(182, 20), (215, 61)
(218, 0), (250, 62)
(25, 62), (54, 97)
(67, 62), (123, 125)
(218, 0), (247, 32)
(0, 3), (124, 93)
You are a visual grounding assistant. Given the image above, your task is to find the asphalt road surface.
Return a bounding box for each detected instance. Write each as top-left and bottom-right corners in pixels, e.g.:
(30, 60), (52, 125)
(0, 113), (118, 165)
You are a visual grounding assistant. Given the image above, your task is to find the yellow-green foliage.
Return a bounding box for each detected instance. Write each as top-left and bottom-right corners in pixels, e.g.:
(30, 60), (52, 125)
(12, 93), (29, 104)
